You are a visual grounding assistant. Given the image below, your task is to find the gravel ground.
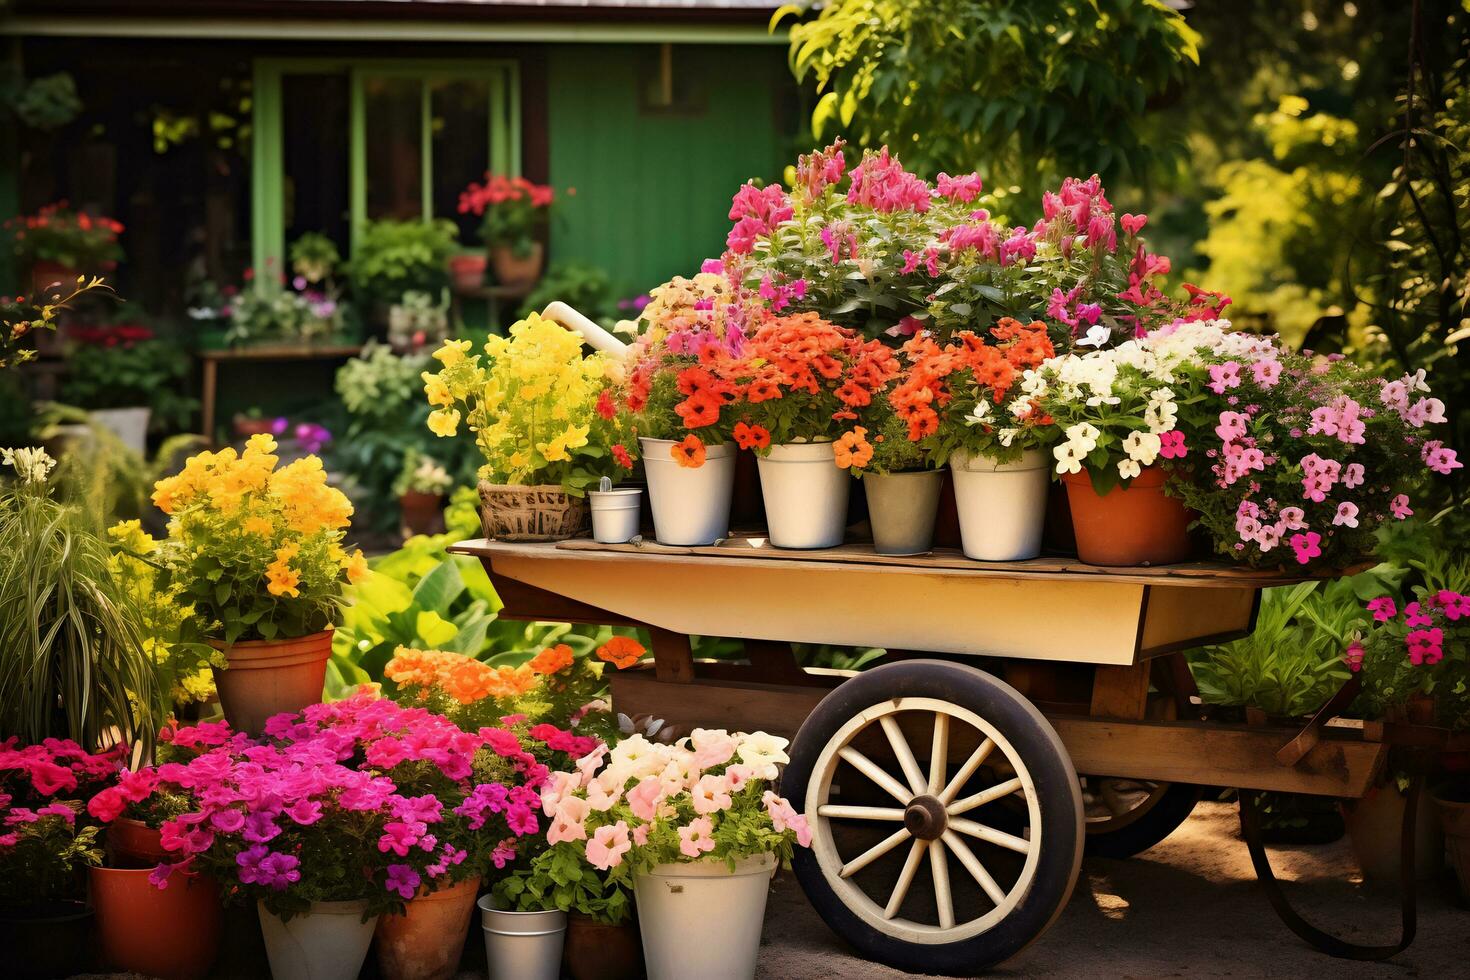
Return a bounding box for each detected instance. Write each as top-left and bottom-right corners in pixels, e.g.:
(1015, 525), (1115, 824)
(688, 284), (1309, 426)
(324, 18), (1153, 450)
(757, 801), (1467, 979)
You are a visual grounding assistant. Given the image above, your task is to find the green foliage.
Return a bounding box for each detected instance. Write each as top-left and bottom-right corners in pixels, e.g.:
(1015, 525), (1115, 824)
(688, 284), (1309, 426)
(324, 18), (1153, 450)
(0, 450), (163, 755)
(778, 0), (1201, 183)
(494, 841), (632, 924)
(0, 814), (102, 912)
(1187, 574), (1389, 718)
(7, 71), (82, 131)
(289, 232), (341, 285)
(350, 219), (457, 311)
(517, 262), (617, 324)
(225, 285), (344, 347)
(59, 339), (197, 431)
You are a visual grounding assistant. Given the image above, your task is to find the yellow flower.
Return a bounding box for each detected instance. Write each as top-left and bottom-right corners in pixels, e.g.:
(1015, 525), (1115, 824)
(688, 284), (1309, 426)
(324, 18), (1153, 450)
(433, 338), (472, 367)
(540, 423), (589, 463)
(243, 516), (274, 537)
(423, 374), (453, 408)
(265, 560), (300, 597)
(428, 408), (461, 438)
(243, 433), (278, 459)
(342, 548), (369, 584)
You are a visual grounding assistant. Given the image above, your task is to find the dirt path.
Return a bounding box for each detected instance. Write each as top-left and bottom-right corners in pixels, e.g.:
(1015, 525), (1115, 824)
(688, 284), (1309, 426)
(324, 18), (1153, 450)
(757, 802), (1467, 978)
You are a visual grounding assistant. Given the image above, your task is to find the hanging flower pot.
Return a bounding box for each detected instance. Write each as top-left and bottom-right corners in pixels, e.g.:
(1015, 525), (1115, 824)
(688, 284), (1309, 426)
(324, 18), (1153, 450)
(757, 442), (849, 549)
(376, 877), (480, 980)
(1062, 466), (1193, 566)
(490, 242), (545, 287)
(950, 448), (1051, 561)
(863, 469), (944, 555)
(563, 913), (645, 980)
(633, 854), (774, 980)
(209, 629), (333, 736)
(91, 867), (221, 980)
(478, 898), (566, 980)
(258, 899), (379, 980)
(639, 438), (736, 546)
(399, 490), (445, 537)
(478, 482), (588, 542)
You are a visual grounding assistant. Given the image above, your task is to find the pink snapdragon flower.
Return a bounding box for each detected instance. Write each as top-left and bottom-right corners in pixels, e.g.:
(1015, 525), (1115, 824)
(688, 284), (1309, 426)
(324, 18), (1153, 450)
(846, 148), (931, 213)
(936, 171), (983, 203)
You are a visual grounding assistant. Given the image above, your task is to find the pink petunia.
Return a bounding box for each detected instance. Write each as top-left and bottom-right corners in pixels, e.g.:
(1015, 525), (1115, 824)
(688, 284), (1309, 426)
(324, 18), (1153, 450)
(1208, 361), (1242, 395)
(1289, 531), (1322, 565)
(1366, 597), (1397, 623)
(1390, 494), (1413, 519)
(586, 821), (633, 871)
(1405, 628), (1444, 666)
(677, 816), (716, 858)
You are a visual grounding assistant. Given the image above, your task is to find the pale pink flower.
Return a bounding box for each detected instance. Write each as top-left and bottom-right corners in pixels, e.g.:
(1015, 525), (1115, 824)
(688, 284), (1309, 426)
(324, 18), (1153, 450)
(626, 776), (664, 823)
(632, 823), (650, 846)
(691, 774), (733, 815)
(547, 796), (589, 845)
(678, 816), (716, 858)
(1332, 501), (1359, 528)
(586, 821), (632, 871)
(1390, 494), (1413, 519)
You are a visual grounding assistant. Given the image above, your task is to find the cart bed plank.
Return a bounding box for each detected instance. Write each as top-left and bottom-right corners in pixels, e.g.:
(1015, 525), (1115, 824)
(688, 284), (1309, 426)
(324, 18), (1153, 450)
(608, 670), (1385, 798)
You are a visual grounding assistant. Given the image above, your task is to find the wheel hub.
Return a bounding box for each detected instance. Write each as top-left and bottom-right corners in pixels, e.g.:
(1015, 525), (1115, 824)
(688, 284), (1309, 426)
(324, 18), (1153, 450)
(903, 794), (948, 840)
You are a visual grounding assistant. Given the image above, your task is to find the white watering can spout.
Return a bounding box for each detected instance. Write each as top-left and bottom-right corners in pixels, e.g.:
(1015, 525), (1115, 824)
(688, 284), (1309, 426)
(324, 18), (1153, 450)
(540, 301), (629, 359)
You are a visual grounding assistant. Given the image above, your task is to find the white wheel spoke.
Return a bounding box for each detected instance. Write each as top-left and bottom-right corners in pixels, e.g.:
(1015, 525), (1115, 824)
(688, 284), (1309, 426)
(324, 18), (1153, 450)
(880, 715), (928, 796)
(839, 826), (910, 879)
(928, 712), (950, 795)
(817, 805), (905, 821)
(949, 816), (1034, 855)
(929, 839), (955, 929)
(947, 776), (1024, 817)
(938, 737), (994, 804)
(883, 839), (928, 919)
(942, 830), (1008, 907)
(838, 746), (914, 804)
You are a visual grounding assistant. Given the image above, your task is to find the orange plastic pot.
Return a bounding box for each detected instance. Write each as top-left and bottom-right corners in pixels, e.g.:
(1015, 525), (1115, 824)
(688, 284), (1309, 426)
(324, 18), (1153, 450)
(209, 629), (332, 735)
(90, 866), (222, 980)
(108, 816), (170, 866)
(1062, 467), (1193, 567)
(375, 876), (481, 980)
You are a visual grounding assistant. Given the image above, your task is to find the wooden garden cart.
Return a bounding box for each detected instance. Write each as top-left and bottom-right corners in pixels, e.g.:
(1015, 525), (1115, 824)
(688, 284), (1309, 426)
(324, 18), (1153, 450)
(451, 536), (1420, 974)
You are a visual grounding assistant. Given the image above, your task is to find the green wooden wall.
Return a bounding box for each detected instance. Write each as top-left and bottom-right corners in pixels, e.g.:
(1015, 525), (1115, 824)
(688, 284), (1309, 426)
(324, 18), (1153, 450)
(546, 43), (794, 299)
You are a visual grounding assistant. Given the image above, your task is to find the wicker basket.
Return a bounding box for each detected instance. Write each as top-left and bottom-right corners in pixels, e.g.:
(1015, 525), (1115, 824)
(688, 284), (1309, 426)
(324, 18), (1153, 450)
(478, 481), (588, 541)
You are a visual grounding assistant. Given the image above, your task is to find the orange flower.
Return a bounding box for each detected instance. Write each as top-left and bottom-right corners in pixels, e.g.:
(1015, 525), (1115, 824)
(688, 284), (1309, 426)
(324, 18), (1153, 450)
(833, 427), (874, 469)
(671, 435), (707, 468)
(528, 643), (574, 676)
(597, 636), (647, 669)
(674, 390), (722, 428)
(733, 421), (770, 451)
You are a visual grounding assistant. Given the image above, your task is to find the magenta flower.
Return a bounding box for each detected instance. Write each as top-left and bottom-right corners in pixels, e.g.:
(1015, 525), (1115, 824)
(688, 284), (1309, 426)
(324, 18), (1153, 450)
(935, 171), (983, 203)
(1405, 628), (1444, 666)
(1434, 591), (1469, 621)
(385, 864), (421, 900)
(1158, 431), (1188, 459)
(1343, 640), (1365, 673)
(1404, 602), (1433, 629)
(1366, 597), (1397, 623)
(1289, 531), (1322, 565)
(1390, 494), (1413, 519)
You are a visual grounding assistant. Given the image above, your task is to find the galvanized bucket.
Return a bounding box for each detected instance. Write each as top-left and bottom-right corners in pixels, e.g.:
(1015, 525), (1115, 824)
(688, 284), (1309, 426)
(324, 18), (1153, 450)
(477, 897), (566, 980)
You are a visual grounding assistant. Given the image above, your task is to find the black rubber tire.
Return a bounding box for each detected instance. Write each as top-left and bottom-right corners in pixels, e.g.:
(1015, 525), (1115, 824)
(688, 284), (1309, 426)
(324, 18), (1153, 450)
(784, 660), (1084, 976)
(1083, 779), (1203, 859)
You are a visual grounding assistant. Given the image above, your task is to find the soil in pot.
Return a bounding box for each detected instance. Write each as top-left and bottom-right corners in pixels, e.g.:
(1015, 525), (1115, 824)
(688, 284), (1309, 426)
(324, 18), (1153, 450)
(1063, 467), (1193, 566)
(0, 899), (96, 980)
(209, 628), (333, 735)
(375, 876), (480, 980)
(563, 913), (645, 980)
(91, 866), (221, 980)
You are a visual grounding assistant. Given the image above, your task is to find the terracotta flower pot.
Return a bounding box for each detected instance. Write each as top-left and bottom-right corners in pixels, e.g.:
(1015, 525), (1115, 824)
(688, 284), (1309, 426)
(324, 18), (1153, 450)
(448, 253), (488, 293)
(1062, 466), (1193, 567)
(400, 490), (446, 537)
(376, 877), (480, 980)
(1430, 786), (1470, 900)
(233, 415), (278, 439)
(1341, 783), (1443, 882)
(563, 913), (645, 980)
(209, 629), (333, 735)
(108, 816), (170, 866)
(91, 866), (221, 980)
(30, 259), (82, 297)
(490, 242), (545, 287)
(0, 899), (96, 980)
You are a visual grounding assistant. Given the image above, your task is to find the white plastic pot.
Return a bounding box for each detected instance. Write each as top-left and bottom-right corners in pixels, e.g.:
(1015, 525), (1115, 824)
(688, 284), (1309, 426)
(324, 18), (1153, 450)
(88, 406), (151, 454)
(589, 487), (642, 544)
(632, 854), (775, 980)
(477, 897), (566, 980)
(257, 899), (378, 980)
(639, 438), (736, 546)
(757, 441), (849, 549)
(949, 447), (1050, 561)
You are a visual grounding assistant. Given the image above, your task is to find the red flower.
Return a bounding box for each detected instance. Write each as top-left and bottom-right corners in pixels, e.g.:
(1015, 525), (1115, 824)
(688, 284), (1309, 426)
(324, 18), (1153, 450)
(733, 422), (770, 451)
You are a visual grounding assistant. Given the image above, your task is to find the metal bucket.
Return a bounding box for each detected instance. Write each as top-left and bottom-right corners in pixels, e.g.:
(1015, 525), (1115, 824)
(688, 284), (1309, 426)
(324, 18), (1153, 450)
(950, 448), (1050, 561)
(756, 441), (850, 549)
(477, 897), (566, 980)
(863, 469), (945, 555)
(640, 438), (736, 546)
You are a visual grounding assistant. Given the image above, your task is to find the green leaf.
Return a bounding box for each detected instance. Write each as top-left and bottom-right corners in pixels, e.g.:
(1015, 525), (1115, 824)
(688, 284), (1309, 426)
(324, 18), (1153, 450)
(414, 610), (458, 648)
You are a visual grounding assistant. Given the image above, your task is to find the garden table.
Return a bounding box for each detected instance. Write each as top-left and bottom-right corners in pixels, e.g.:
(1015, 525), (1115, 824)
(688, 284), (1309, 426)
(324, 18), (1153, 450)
(198, 343), (363, 445)
(452, 536), (1418, 972)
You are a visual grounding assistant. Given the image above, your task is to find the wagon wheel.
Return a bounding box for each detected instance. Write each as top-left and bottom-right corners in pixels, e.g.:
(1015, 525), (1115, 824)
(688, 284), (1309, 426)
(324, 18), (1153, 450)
(1081, 776), (1203, 859)
(785, 660), (1084, 975)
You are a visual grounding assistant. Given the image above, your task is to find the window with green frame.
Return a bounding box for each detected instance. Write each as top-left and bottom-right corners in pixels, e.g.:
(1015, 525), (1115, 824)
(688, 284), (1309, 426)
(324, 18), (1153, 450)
(251, 59), (521, 275)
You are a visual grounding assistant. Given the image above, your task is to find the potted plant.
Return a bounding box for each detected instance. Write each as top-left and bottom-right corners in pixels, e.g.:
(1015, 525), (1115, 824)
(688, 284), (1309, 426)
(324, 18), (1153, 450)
(616, 271), (751, 546)
(588, 475), (642, 545)
(0, 447), (165, 755)
(447, 252), (487, 293)
(0, 737), (124, 980)
(86, 735), (232, 980)
(731, 311), (899, 549)
(289, 232), (342, 287)
(349, 219), (457, 329)
(890, 318), (1060, 560)
(1352, 585), (1469, 888)
(60, 326), (197, 452)
(387, 290), (449, 351)
(421, 314), (634, 541)
(223, 279), (344, 347)
(4, 202), (124, 296)
(537, 729), (810, 980)
(139, 435), (369, 733)
(458, 173), (561, 286)
(395, 449), (453, 537)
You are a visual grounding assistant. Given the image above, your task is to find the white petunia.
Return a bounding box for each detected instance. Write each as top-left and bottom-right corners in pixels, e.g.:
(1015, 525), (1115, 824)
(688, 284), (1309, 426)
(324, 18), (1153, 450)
(1064, 422), (1100, 453)
(1076, 324), (1111, 348)
(1054, 442), (1086, 475)
(1117, 458), (1142, 480)
(1122, 430), (1161, 465)
(963, 401), (992, 427)
(998, 427), (1019, 447)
